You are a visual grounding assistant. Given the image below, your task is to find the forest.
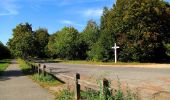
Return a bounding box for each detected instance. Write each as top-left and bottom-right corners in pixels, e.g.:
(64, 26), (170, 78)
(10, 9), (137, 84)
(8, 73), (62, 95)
(6, 0), (170, 62)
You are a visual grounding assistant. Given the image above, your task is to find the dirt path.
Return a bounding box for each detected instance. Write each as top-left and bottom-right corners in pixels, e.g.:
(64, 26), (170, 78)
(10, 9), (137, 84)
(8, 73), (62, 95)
(0, 61), (54, 100)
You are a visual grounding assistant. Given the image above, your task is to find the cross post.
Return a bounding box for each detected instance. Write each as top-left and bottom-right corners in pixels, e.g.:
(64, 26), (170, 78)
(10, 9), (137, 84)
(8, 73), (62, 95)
(112, 43), (119, 63)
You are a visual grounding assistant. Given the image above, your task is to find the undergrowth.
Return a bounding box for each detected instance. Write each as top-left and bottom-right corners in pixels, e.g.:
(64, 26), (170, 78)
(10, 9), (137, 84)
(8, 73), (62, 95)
(57, 79), (138, 100)
(17, 58), (62, 87)
(0, 59), (10, 75)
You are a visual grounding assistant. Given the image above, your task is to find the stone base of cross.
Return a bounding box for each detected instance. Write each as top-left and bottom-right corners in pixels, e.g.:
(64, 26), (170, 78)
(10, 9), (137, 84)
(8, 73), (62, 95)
(112, 43), (119, 63)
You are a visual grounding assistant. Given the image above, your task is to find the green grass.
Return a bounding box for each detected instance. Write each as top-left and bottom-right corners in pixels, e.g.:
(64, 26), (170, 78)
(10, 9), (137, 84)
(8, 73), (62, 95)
(0, 59), (10, 75)
(56, 79), (138, 100)
(17, 58), (63, 88)
(55, 89), (74, 100)
(17, 59), (32, 74)
(32, 73), (62, 87)
(47, 59), (153, 65)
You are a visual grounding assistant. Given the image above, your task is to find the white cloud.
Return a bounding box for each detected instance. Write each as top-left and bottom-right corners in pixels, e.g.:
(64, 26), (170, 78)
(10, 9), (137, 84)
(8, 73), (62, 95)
(60, 20), (74, 25)
(0, 0), (19, 16)
(60, 20), (84, 27)
(82, 9), (103, 18)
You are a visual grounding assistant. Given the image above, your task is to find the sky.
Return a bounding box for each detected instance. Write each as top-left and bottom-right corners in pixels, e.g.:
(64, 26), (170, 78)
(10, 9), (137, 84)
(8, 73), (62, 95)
(0, 0), (114, 45)
(0, 0), (169, 45)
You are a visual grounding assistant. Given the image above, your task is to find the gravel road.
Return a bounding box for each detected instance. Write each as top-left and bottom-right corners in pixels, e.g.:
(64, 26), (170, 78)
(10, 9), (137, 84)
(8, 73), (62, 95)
(42, 62), (170, 99)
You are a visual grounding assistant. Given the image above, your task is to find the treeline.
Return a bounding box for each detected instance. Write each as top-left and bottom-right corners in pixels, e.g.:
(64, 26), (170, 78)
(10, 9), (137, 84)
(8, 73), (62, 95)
(0, 42), (10, 59)
(8, 0), (170, 62)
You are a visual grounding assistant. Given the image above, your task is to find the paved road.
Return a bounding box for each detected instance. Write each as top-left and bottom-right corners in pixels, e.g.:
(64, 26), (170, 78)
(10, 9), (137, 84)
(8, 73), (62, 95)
(0, 61), (54, 100)
(42, 62), (170, 99)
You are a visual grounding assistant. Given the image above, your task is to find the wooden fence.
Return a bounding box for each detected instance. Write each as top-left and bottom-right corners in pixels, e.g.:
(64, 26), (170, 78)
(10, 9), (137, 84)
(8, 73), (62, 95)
(29, 63), (110, 100)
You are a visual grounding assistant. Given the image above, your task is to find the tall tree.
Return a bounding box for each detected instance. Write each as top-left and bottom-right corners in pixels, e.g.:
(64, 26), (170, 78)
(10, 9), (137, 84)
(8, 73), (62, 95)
(91, 0), (170, 62)
(81, 20), (99, 48)
(47, 26), (86, 59)
(8, 23), (34, 58)
(34, 28), (49, 58)
(81, 20), (100, 59)
(0, 42), (10, 59)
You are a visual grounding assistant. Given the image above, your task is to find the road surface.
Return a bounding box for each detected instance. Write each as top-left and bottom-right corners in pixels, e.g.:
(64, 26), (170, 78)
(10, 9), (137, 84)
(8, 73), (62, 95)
(0, 61), (54, 100)
(42, 62), (170, 99)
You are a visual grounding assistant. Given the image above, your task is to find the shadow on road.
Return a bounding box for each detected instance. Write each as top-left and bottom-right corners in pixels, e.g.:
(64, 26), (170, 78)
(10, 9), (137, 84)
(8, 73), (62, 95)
(0, 69), (25, 81)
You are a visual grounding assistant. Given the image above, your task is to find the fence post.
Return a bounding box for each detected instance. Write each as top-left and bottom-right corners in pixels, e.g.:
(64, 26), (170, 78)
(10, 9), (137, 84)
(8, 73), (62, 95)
(75, 73), (80, 100)
(102, 78), (109, 99)
(42, 65), (46, 76)
(31, 65), (34, 72)
(38, 64), (41, 75)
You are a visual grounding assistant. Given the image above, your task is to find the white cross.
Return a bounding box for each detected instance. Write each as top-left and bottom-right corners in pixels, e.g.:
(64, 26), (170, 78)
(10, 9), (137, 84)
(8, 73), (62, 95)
(112, 43), (119, 63)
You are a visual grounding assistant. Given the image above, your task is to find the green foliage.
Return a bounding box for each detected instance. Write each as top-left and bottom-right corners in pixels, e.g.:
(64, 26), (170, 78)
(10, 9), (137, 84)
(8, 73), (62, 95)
(8, 23), (34, 58)
(56, 89), (74, 100)
(7, 0), (170, 62)
(32, 74), (56, 83)
(47, 26), (86, 60)
(115, 78), (123, 100)
(81, 20), (99, 49)
(81, 89), (100, 100)
(56, 79), (137, 100)
(17, 59), (32, 74)
(80, 20), (100, 60)
(0, 59), (10, 75)
(165, 44), (170, 56)
(88, 30), (114, 61)
(34, 28), (49, 58)
(0, 42), (11, 59)
(90, 0), (170, 62)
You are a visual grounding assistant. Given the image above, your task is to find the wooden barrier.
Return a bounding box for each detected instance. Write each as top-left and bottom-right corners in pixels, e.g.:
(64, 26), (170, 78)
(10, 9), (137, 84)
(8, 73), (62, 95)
(75, 73), (80, 100)
(27, 62), (111, 100)
(42, 65), (46, 76)
(38, 64), (41, 75)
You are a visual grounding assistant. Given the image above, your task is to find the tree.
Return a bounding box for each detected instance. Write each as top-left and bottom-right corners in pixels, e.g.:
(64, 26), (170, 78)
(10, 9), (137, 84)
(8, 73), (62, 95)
(91, 0), (170, 62)
(47, 26), (86, 59)
(81, 20), (99, 48)
(80, 20), (100, 59)
(8, 23), (34, 58)
(0, 42), (10, 59)
(34, 28), (49, 58)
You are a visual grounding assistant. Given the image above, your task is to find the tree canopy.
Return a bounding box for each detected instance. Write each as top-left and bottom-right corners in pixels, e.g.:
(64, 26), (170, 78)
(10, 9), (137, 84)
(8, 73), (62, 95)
(8, 23), (34, 58)
(0, 42), (10, 59)
(34, 28), (49, 58)
(47, 26), (85, 59)
(7, 0), (170, 62)
(89, 0), (170, 62)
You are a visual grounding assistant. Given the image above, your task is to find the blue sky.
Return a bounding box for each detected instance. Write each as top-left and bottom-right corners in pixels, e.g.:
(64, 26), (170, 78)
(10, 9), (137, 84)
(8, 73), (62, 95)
(0, 0), (114, 45)
(0, 0), (169, 45)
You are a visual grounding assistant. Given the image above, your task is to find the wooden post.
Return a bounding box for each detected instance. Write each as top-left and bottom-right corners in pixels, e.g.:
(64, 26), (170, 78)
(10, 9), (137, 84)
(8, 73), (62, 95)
(75, 73), (80, 100)
(49, 68), (52, 73)
(102, 78), (109, 99)
(38, 64), (41, 75)
(42, 65), (46, 76)
(31, 65), (34, 72)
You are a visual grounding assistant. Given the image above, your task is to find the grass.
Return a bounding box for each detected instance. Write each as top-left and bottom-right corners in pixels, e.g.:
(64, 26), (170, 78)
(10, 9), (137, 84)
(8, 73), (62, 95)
(17, 59), (32, 74)
(0, 59), (10, 75)
(31, 73), (62, 88)
(56, 79), (139, 100)
(47, 59), (153, 65)
(55, 89), (74, 100)
(17, 58), (63, 95)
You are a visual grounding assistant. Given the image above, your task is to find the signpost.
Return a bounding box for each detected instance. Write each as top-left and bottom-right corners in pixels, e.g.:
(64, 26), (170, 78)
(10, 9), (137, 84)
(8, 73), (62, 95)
(112, 43), (119, 63)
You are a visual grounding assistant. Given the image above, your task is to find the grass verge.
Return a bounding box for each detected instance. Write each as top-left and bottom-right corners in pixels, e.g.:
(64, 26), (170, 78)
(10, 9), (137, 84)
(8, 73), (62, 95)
(31, 73), (62, 88)
(56, 79), (139, 100)
(0, 59), (10, 75)
(17, 59), (63, 95)
(47, 59), (153, 65)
